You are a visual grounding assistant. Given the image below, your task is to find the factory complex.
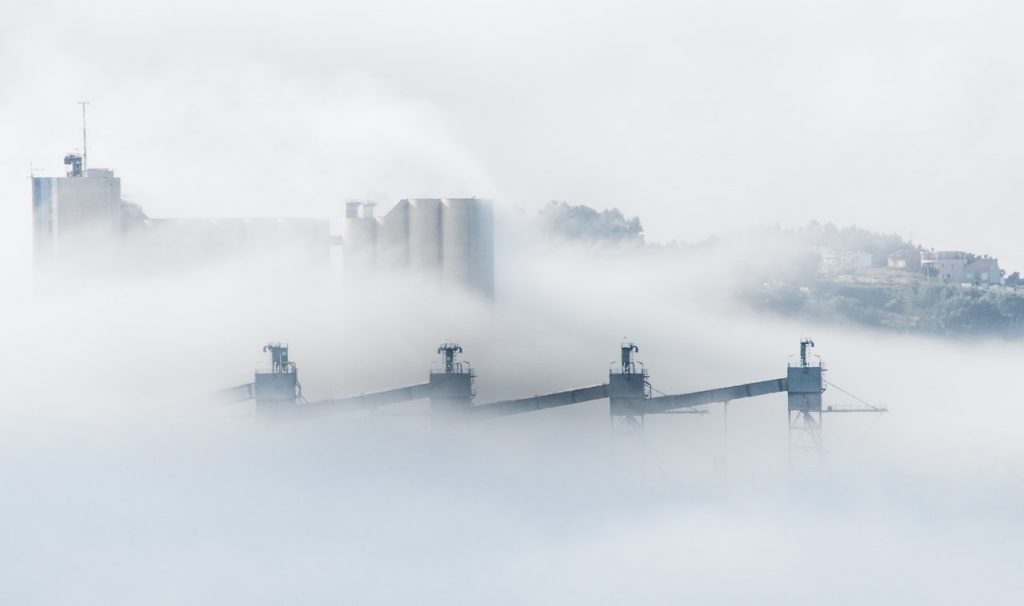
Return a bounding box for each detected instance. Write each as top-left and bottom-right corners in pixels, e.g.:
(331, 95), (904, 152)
(31, 152), (494, 298)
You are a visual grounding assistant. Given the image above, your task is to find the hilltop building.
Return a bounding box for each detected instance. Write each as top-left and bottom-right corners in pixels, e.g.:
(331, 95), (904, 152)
(963, 258), (1002, 285)
(886, 248), (922, 270)
(818, 248), (873, 274)
(921, 250), (968, 282)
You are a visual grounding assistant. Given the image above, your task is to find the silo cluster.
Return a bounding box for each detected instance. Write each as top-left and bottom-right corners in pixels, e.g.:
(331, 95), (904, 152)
(343, 198), (494, 299)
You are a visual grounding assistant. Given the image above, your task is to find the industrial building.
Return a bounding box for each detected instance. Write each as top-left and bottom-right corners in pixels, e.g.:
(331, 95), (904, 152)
(30, 154), (324, 276)
(32, 153), (495, 299)
(133, 217), (330, 270)
(32, 156), (124, 274)
(218, 338), (884, 462)
(344, 198), (495, 299)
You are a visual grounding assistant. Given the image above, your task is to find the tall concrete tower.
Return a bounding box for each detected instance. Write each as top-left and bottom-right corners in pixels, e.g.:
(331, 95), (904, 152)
(32, 156), (123, 275)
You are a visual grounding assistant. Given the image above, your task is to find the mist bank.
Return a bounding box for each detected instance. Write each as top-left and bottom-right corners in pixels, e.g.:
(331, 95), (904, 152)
(2, 409), (1023, 605)
(2, 211), (1023, 604)
(4, 215), (1023, 467)
(5, 0), (1024, 599)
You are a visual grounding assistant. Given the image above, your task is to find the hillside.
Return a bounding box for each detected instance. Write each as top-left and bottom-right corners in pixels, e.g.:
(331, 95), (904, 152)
(534, 205), (1024, 338)
(734, 224), (1024, 338)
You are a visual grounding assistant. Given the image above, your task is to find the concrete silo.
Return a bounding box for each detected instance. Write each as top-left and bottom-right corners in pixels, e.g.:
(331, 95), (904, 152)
(341, 196), (494, 299)
(343, 201), (377, 273)
(441, 198), (494, 299)
(376, 199), (410, 271)
(408, 198), (443, 276)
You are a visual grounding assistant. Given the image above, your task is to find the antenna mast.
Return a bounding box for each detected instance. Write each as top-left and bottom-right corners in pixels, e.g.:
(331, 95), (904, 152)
(78, 101), (89, 173)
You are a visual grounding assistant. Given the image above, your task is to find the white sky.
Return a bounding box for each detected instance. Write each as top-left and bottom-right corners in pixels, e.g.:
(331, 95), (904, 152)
(2, 0), (1022, 269)
(2, 5), (1024, 601)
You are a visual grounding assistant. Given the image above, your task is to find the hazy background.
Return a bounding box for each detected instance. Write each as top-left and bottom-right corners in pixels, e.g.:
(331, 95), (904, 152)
(2, 1), (1023, 604)
(1, 240), (1022, 604)
(2, 0), (1023, 270)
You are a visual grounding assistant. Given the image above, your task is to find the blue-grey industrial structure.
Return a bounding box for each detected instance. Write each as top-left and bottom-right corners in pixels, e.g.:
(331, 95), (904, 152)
(218, 338), (884, 458)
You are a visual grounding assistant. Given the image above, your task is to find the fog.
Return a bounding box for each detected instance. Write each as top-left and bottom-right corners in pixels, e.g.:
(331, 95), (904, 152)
(1, 210), (1023, 603)
(3, 1), (1024, 603)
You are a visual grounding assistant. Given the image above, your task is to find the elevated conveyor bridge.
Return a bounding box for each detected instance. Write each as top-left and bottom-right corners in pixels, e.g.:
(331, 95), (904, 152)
(217, 338), (884, 456)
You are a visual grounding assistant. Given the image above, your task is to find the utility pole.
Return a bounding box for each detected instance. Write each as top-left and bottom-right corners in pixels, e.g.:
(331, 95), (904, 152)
(78, 101), (89, 173)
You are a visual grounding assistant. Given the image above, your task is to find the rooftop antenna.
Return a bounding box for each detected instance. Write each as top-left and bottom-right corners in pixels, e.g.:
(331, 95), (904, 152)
(799, 338), (815, 367)
(78, 101), (89, 173)
(437, 340), (463, 374)
(620, 340), (639, 375)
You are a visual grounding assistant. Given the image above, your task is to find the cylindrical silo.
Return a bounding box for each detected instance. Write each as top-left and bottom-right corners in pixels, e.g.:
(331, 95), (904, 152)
(408, 198), (442, 276)
(376, 199), (410, 271)
(343, 204), (377, 274)
(471, 198), (495, 299)
(441, 198), (494, 299)
(441, 198), (473, 288)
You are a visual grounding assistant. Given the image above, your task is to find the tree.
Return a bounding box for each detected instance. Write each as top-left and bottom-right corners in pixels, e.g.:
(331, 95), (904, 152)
(536, 201), (644, 244)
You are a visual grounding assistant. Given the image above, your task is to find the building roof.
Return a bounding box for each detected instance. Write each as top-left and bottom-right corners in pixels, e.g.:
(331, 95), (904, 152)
(965, 258), (999, 270)
(930, 250), (968, 260)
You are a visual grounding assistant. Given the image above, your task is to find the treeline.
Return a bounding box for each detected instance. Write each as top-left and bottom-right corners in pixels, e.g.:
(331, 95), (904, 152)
(797, 221), (911, 264)
(535, 201), (644, 244)
(827, 281), (1024, 335)
(749, 280), (1024, 337)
